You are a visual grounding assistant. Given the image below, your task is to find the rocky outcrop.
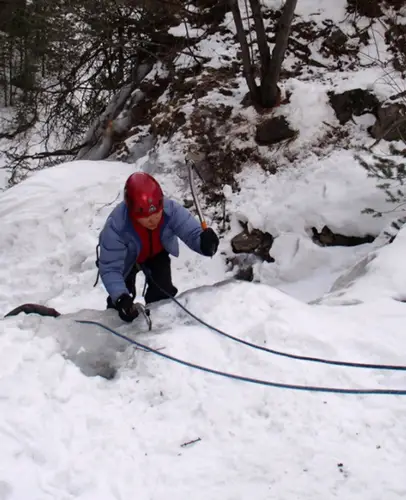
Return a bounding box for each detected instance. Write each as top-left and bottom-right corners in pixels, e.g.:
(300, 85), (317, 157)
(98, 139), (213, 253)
(328, 89), (379, 125)
(312, 225), (375, 247)
(226, 255), (256, 282)
(228, 223), (275, 281)
(346, 0), (383, 18)
(369, 103), (406, 141)
(231, 226), (275, 262)
(321, 28), (350, 56)
(255, 116), (297, 145)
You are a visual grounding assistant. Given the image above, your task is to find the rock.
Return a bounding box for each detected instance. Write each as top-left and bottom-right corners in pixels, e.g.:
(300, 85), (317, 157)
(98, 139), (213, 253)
(346, 0), (383, 18)
(328, 89), (379, 125)
(235, 266), (254, 282)
(183, 199), (194, 209)
(369, 103), (406, 141)
(311, 226), (375, 247)
(321, 28), (349, 56)
(227, 256), (255, 282)
(231, 226), (275, 262)
(219, 88), (233, 97)
(226, 254), (257, 282)
(255, 116), (297, 145)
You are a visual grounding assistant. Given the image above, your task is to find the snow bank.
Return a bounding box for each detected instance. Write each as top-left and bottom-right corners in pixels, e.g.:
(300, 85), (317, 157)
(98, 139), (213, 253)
(2, 277), (406, 499)
(318, 225), (406, 305)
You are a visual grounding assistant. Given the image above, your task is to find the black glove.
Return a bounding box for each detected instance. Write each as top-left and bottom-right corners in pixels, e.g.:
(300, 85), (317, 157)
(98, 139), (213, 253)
(200, 228), (219, 256)
(115, 294), (139, 323)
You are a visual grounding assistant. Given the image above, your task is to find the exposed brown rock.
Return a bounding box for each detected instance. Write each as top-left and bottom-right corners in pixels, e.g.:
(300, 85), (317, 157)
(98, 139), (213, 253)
(312, 226), (375, 247)
(255, 116), (297, 145)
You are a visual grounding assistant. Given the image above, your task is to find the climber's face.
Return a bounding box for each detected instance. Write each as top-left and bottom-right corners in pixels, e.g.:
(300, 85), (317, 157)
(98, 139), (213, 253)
(137, 210), (163, 230)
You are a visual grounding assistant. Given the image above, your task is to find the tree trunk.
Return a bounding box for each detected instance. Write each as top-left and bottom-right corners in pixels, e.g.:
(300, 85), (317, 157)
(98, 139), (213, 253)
(0, 35), (8, 106)
(229, 0), (259, 103)
(8, 35), (13, 106)
(249, 0), (274, 107)
(75, 62), (153, 161)
(117, 24), (125, 83)
(262, 0), (298, 107)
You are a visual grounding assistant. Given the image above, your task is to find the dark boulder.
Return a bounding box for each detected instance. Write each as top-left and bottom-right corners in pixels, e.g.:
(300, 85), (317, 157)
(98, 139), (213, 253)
(312, 225), (375, 247)
(231, 225), (275, 262)
(255, 116), (297, 145)
(369, 103), (406, 141)
(328, 88), (379, 125)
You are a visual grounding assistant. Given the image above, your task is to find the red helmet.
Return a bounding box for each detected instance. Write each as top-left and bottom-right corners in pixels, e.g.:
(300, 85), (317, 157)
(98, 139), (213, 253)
(124, 172), (163, 218)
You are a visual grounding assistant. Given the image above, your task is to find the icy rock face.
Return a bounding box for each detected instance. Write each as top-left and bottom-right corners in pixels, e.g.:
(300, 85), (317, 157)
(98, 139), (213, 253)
(314, 225), (406, 305)
(309, 251), (377, 306)
(26, 309), (134, 380)
(328, 252), (378, 294)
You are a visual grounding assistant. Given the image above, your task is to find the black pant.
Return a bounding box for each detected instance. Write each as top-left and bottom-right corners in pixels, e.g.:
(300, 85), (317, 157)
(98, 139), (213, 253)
(107, 251), (178, 308)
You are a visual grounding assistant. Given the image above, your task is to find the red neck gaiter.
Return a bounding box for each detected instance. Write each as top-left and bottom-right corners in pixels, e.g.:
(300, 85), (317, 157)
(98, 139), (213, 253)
(130, 215), (164, 264)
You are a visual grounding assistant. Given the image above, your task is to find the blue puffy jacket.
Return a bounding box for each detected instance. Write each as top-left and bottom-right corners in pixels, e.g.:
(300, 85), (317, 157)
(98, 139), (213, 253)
(98, 198), (203, 302)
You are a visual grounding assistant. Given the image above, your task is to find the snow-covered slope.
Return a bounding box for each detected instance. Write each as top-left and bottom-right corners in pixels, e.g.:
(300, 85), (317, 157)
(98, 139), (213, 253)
(2, 0), (406, 497)
(1, 158), (406, 500)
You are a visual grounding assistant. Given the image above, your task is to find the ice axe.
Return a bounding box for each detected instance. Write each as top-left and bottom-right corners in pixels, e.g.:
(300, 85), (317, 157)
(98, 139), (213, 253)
(185, 151), (208, 230)
(133, 302), (152, 331)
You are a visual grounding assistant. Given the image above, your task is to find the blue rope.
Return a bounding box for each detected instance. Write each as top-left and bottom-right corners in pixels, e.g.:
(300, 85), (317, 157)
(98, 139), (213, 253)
(146, 276), (406, 372)
(76, 319), (406, 395)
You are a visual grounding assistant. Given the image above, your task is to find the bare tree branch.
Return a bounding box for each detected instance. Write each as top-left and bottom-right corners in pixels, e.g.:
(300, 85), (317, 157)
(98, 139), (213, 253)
(229, 0), (260, 103)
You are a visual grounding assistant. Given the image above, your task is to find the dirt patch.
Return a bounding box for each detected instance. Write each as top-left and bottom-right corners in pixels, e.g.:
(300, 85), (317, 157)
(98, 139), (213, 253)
(146, 60), (270, 205)
(150, 106), (187, 137)
(166, 65), (240, 104)
(282, 18), (370, 74)
(315, 124), (351, 152)
(151, 100), (258, 199)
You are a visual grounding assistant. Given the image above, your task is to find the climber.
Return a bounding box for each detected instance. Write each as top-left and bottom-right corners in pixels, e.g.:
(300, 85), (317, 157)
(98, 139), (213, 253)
(97, 172), (219, 323)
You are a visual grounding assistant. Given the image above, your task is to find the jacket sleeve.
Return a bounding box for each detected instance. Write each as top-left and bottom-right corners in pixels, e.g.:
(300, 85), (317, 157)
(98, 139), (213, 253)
(167, 199), (203, 254)
(98, 218), (129, 303)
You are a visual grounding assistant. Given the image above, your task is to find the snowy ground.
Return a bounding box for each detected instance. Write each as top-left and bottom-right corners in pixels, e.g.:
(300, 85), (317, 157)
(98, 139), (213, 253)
(2, 0), (406, 498)
(1, 156), (406, 500)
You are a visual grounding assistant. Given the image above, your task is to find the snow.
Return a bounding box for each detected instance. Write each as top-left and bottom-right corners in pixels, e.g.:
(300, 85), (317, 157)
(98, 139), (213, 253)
(168, 24), (206, 39)
(2, 0), (406, 498)
(281, 79), (337, 145)
(227, 149), (388, 236)
(1, 153), (406, 500)
(194, 32), (239, 69)
(264, 0), (349, 25)
(319, 226), (406, 305)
